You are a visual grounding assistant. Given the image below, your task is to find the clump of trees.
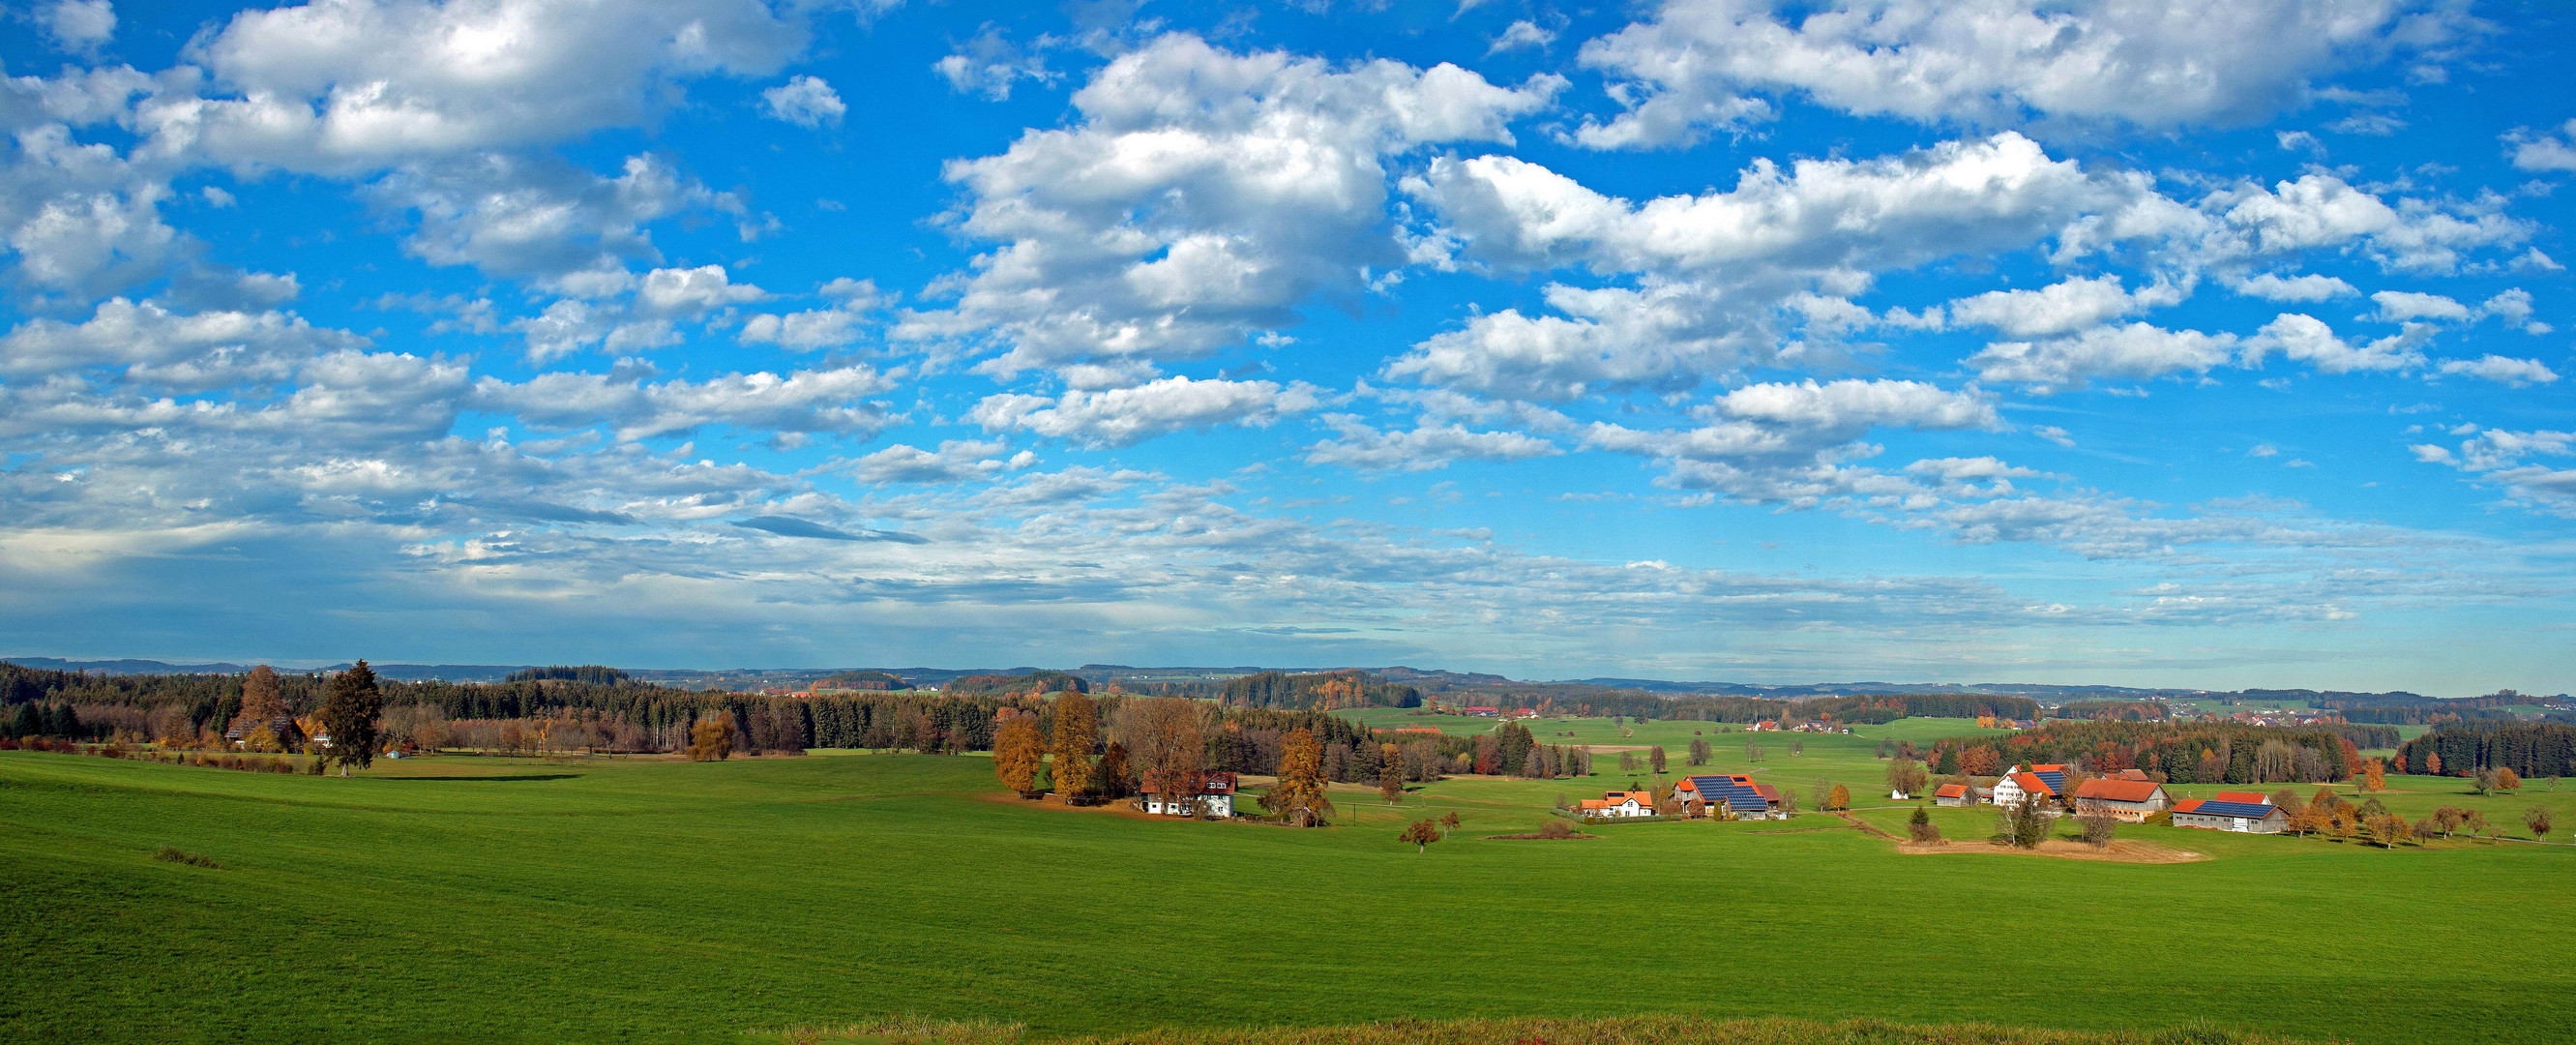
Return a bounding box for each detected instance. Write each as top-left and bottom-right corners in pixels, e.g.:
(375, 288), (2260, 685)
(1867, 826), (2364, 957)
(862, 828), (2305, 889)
(1687, 737), (1711, 766)
(1886, 755), (1927, 798)
(941, 671), (1087, 699)
(1907, 805), (1940, 844)
(1998, 797), (2049, 849)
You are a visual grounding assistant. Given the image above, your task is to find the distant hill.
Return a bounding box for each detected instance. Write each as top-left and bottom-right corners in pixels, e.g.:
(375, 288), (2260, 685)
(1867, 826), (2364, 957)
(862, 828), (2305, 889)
(0, 656), (2505, 705)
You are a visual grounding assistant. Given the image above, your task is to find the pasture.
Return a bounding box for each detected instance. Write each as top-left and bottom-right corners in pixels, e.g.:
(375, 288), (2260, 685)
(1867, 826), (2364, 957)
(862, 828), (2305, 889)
(3, 742), (2572, 1044)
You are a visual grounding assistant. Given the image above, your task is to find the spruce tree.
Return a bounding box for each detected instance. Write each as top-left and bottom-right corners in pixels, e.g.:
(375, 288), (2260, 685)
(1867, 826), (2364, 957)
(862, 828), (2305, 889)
(319, 660), (385, 775)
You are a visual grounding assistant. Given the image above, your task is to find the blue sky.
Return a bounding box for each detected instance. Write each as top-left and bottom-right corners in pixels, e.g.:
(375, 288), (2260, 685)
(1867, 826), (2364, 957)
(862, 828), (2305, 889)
(2, 0), (2571, 692)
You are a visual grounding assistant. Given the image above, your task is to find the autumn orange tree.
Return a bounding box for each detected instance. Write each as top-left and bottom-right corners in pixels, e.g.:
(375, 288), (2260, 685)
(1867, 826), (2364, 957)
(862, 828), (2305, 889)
(1379, 743), (1405, 804)
(687, 711), (736, 761)
(1266, 728), (1333, 826)
(992, 711), (1044, 796)
(1825, 784), (1851, 811)
(1050, 692), (1098, 797)
(1399, 818), (1440, 853)
(2362, 758), (2386, 791)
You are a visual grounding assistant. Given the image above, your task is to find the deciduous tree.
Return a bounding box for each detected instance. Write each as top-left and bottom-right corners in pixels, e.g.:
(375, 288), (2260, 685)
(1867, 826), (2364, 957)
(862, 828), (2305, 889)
(992, 712), (1044, 796)
(2362, 758), (2385, 791)
(1113, 698), (1210, 810)
(1266, 729), (1333, 826)
(1687, 737), (1710, 766)
(1999, 796), (2048, 849)
(318, 660), (384, 775)
(1379, 743), (1405, 804)
(2076, 809), (2117, 848)
(1399, 818), (1440, 853)
(238, 665), (286, 729)
(2425, 751), (2442, 776)
(688, 711), (736, 761)
(1049, 692), (1098, 797)
(2525, 806), (2553, 840)
(1886, 756), (1927, 798)
(1825, 784), (1851, 811)
(1908, 804), (1940, 844)
(1095, 741), (1132, 799)
(2365, 813), (2413, 849)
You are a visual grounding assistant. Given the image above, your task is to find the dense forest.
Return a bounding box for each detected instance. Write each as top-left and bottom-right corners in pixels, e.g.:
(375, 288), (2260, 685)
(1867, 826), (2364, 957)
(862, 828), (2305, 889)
(1220, 671), (1421, 710)
(1925, 721), (2386, 785)
(2395, 723), (2576, 778)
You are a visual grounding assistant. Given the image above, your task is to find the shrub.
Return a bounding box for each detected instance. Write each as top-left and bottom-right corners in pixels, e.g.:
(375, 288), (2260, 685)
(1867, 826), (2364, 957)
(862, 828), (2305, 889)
(1907, 805), (1940, 844)
(152, 847), (222, 869)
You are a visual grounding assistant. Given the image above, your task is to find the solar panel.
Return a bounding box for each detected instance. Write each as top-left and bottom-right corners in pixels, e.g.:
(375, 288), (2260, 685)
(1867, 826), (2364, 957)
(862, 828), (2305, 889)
(2188, 800), (2275, 818)
(2033, 769), (2067, 792)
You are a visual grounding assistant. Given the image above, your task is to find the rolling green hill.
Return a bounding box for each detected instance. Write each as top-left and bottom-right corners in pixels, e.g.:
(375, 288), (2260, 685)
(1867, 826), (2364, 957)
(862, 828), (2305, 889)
(3, 745), (2571, 1044)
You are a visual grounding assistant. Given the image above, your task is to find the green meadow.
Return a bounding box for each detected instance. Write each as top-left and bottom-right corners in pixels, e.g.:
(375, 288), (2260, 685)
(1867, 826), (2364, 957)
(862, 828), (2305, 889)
(5, 722), (2573, 1044)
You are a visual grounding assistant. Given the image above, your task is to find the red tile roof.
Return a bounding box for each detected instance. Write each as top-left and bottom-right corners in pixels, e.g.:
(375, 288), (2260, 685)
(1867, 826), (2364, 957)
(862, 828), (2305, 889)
(1935, 783), (1969, 798)
(2032, 763), (2067, 772)
(2114, 769), (2152, 782)
(2008, 771), (2055, 797)
(2214, 791), (2269, 804)
(2074, 778), (2164, 802)
(2171, 798), (2205, 814)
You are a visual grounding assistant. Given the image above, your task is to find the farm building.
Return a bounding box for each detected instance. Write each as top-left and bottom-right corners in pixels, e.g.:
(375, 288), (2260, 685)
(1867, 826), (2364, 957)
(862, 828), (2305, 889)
(2170, 795), (2287, 833)
(1463, 706), (1500, 717)
(1140, 772), (1237, 818)
(222, 715), (306, 750)
(1991, 764), (2067, 808)
(1577, 791), (1655, 818)
(2070, 778), (2172, 821)
(1674, 774), (1787, 821)
(1934, 783), (1976, 807)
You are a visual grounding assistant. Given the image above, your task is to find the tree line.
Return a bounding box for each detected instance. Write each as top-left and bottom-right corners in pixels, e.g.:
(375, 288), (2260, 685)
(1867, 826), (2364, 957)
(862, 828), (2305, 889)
(2395, 722), (2576, 779)
(1926, 721), (2365, 784)
(1219, 671), (1422, 710)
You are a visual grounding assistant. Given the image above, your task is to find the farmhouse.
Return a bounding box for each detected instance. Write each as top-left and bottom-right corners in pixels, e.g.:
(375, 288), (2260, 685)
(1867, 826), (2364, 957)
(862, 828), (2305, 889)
(2170, 794), (2286, 833)
(1675, 774), (1787, 821)
(2070, 778), (2172, 821)
(1991, 764), (2067, 808)
(222, 716), (306, 750)
(1577, 790), (1655, 818)
(1141, 772), (1237, 818)
(1463, 706), (1500, 718)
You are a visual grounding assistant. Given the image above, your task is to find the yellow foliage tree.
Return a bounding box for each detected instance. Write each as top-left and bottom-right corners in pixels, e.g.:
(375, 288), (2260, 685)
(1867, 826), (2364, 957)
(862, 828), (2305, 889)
(1268, 729), (1333, 826)
(992, 712), (1044, 796)
(687, 712), (736, 761)
(1050, 693), (1098, 797)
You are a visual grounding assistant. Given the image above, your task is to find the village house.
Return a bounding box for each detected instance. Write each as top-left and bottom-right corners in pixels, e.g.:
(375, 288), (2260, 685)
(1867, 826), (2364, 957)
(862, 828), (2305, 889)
(1673, 774), (1787, 821)
(2170, 792), (2287, 833)
(1141, 772), (1237, 818)
(1577, 790), (1655, 818)
(1463, 706), (1501, 718)
(1934, 783), (1979, 807)
(1990, 764), (2068, 808)
(2070, 778), (2172, 822)
(1745, 720), (1780, 732)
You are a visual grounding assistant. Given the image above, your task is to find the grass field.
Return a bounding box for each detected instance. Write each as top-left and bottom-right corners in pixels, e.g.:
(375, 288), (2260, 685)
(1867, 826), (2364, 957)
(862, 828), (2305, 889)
(5, 741), (2574, 1044)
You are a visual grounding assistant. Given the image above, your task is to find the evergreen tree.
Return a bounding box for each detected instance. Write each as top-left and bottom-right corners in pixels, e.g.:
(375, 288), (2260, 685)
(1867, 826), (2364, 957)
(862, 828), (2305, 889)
(319, 661), (385, 774)
(1379, 743), (1404, 804)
